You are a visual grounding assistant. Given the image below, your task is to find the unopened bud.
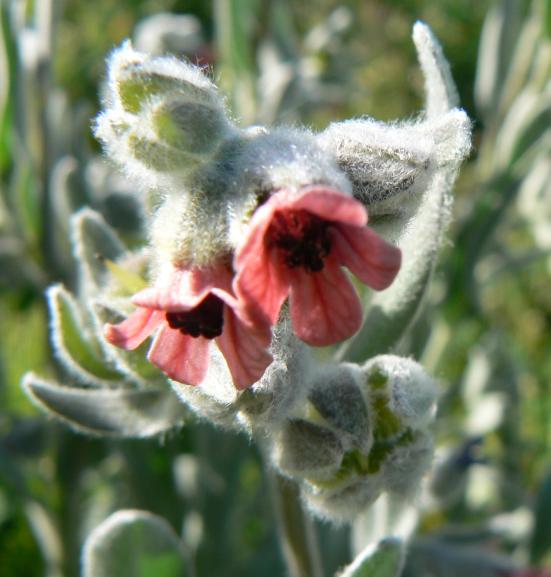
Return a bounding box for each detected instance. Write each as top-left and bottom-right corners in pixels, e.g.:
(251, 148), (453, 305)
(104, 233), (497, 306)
(108, 41), (219, 114)
(95, 41), (233, 181)
(277, 357), (438, 523)
(307, 363), (372, 452)
(303, 473), (385, 523)
(382, 430), (434, 496)
(151, 99), (231, 154)
(127, 133), (199, 173)
(363, 355), (438, 432)
(272, 419), (344, 479)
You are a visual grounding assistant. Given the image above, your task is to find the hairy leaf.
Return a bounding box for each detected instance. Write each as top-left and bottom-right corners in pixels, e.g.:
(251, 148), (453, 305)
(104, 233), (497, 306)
(82, 510), (189, 577)
(48, 285), (123, 384)
(23, 373), (186, 437)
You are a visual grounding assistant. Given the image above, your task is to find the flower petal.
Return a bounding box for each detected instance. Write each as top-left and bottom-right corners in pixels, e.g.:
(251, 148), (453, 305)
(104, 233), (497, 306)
(104, 308), (164, 350)
(148, 325), (209, 386)
(234, 240), (290, 326)
(288, 260), (363, 346)
(132, 266), (227, 312)
(332, 224), (402, 290)
(216, 308), (273, 390)
(292, 187), (367, 227)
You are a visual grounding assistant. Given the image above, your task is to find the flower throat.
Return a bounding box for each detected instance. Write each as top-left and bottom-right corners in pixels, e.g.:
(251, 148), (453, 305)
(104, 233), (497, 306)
(269, 209), (332, 272)
(166, 293), (224, 339)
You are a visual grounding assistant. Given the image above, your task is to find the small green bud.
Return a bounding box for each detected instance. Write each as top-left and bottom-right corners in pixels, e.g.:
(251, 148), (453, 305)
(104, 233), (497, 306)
(117, 68), (187, 114)
(127, 133), (200, 173)
(108, 41), (219, 114)
(95, 41), (234, 181)
(363, 356), (438, 432)
(151, 99), (231, 154)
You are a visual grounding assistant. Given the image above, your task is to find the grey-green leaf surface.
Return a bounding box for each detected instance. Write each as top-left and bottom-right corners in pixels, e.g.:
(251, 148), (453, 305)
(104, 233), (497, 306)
(82, 510), (190, 577)
(47, 284), (123, 384)
(71, 208), (125, 292)
(23, 373), (186, 437)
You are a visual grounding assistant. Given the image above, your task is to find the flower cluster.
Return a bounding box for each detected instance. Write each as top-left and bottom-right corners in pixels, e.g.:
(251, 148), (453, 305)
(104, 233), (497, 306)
(95, 42), (402, 391)
(270, 356), (438, 521)
(24, 21), (471, 526)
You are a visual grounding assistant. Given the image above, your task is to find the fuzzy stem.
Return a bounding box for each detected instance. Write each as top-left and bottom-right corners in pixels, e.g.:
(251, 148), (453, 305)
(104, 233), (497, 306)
(267, 467), (324, 577)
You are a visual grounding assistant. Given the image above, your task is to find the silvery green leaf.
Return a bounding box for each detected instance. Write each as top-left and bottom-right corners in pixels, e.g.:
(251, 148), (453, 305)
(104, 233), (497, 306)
(412, 21), (459, 117)
(340, 166), (456, 362)
(494, 89), (551, 170)
(339, 538), (404, 577)
(517, 152), (551, 249)
(71, 208), (125, 293)
(82, 510), (190, 577)
(24, 501), (63, 577)
(318, 23), (469, 240)
(23, 373), (186, 437)
(530, 467), (551, 563)
(474, 0), (522, 120)
(47, 285), (123, 384)
(50, 156), (81, 265)
(496, 11), (541, 118)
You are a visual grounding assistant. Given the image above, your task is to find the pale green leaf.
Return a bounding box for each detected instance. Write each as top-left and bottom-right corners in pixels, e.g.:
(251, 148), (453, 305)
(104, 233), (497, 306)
(71, 208), (125, 291)
(82, 510), (190, 577)
(47, 285), (124, 384)
(23, 373), (186, 437)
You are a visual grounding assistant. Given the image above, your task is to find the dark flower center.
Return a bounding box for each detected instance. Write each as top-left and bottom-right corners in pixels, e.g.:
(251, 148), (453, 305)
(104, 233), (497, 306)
(268, 209), (332, 272)
(165, 293), (224, 339)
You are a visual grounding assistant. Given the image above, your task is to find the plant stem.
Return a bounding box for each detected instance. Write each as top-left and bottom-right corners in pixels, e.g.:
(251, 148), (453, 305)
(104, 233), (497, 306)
(267, 467), (324, 577)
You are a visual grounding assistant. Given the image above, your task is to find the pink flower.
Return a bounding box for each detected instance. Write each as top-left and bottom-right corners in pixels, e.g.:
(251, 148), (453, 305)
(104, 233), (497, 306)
(234, 186), (402, 346)
(104, 264), (273, 390)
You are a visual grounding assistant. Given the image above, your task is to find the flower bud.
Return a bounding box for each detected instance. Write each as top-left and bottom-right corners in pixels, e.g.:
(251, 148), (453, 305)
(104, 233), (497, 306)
(381, 430), (434, 496)
(307, 363), (372, 452)
(107, 41), (219, 114)
(150, 99), (231, 155)
(95, 41), (233, 182)
(272, 419), (344, 479)
(363, 355), (438, 432)
(268, 357), (438, 523)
